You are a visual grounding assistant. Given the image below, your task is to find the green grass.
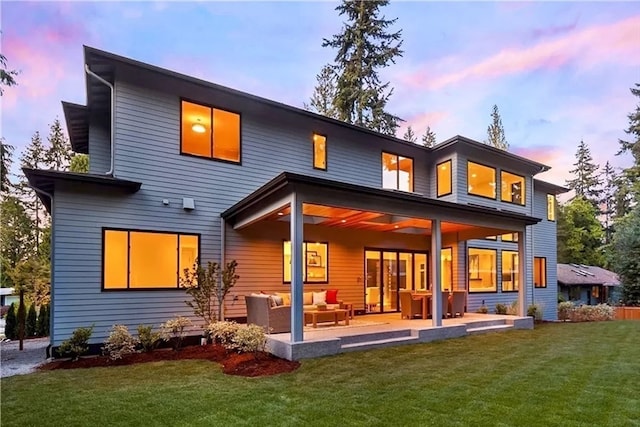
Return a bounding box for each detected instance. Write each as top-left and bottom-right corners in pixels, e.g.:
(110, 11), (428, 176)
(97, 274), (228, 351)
(2, 321), (639, 427)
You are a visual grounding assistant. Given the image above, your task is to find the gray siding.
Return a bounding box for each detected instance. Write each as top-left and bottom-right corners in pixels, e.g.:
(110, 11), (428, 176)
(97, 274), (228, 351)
(88, 114), (110, 174)
(532, 188), (558, 320)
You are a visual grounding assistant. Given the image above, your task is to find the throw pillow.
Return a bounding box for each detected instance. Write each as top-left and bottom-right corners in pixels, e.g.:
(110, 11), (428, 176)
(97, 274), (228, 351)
(313, 291), (327, 304)
(326, 289), (339, 304)
(271, 295), (284, 306)
(276, 292), (291, 306)
(304, 292), (314, 305)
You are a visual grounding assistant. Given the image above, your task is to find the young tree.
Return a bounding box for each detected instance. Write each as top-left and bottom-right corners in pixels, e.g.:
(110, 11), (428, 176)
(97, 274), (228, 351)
(46, 118), (73, 171)
(485, 105), (508, 150)
(402, 126), (416, 143)
(617, 83), (640, 204)
(421, 126), (436, 148)
(609, 207), (640, 306)
(0, 53), (18, 96)
(70, 154), (89, 173)
(1, 138), (13, 193)
(321, 0), (403, 136)
(566, 140), (601, 207)
(557, 196), (605, 266)
(0, 196), (35, 285)
(306, 65), (339, 119)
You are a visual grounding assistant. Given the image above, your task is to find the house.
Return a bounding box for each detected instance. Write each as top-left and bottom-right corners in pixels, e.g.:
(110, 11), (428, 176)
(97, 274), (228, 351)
(24, 46), (568, 353)
(557, 264), (621, 305)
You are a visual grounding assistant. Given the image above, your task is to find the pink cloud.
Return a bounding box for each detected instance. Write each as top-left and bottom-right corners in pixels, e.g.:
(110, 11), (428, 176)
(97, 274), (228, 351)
(512, 145), (561, 166)
(400, 111), (448, 136)
(407, 15), (640, 90)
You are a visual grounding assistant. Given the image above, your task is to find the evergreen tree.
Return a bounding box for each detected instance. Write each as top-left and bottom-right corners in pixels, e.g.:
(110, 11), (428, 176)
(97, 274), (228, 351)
(18, 131), (48, 254)
(36, 304), (49, 336)
(566, 140), (601, 206)
(70, 154), (89, 173)
(557, 196), (605, 266)
(0, 53), (18, 96)
(5, 303), (17, 340)
(617, 83), (640, 204)
(600, 161), (617, 243)
(402, 126), (416, 143)
(1, 138), (13, 194)
(485, 105), (508, 150)
(421, 126), (436, 148)
(46, 118), (72, 171)
(306, 65), (339, 119)
(26, 304), (37, 337)
(321, 0), (403, 136)
(610, 206), (640, 306)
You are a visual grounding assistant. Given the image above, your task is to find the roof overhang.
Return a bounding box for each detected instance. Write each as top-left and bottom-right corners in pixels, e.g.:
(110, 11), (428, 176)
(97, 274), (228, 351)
(62, 101), (89, 154)
(22, 168), (141, 213)
(222, 172), (542, 234)
(534, 179), (570, 195)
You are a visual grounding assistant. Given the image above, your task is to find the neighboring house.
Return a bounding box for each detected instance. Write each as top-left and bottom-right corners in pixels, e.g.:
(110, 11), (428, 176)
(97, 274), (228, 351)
(0, 288), (16, 307)
(24, 46), (568, 348)
(557, 264), (621, 305)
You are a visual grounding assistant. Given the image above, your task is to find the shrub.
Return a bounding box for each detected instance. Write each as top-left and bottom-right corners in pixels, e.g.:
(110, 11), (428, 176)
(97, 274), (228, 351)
(475, 305), (489, 314)
(569, 304), (615, 322)
(36, 305), (49, 337)
(558, 301), (574, 321)
(25, 305), (37, 337)
(495, 303), (507, 315)
(527, 304), (543, 321)
(160, 316), (192, 350)
(58, 325), (94, 361)
(137, 324), (161, 352)
(5, 303), (17, 340)
(103, 325), (138, 360)
(229, 324), (266, 354)
(506, 300), (519, 316)
(182, 259), (240, 324)
(207, 321), (240, 347)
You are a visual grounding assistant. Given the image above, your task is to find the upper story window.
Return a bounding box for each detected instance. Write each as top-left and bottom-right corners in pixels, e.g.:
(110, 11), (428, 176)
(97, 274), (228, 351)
(181, 100), (241, 163)
(382, 152), (413, 192)
(467, 161), (496, 199)
(103, 229), (199, 290)
(501, 171), (525, 205)
(437, 160), (452, 197)
(313, 134), (327, 170)
(547, 195), (556, 221)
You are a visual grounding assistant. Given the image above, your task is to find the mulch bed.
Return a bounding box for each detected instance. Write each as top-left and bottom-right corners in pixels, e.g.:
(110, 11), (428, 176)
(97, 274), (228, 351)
(39, 344), (300, 377)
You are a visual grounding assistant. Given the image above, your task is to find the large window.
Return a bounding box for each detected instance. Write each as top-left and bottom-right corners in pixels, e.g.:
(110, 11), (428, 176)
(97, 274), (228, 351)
(181, 100), (240, 163)
(468, 248), (497, 292)
(547, 195), (556, 221)
(103, 229), (199, 290)
(283, 241), (328, 283)
(382, 152), (413, 192)
(501, 171), (525, 205)
(534, 257), (547, 288)
(441, 247), (453, 291)
(312, 134), (327, 170)
(437, 160), (452, 197)
(467, 162), (496, 199)
(501, 250), (518, 292)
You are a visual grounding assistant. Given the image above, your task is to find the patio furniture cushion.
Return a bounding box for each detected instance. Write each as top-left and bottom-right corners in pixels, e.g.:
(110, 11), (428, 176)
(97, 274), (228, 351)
(313, 291), (327, 304)
(304, 292), (313, 305)
(326, 289), (339, 304)
(275, 292), (291, 305)
(245, 294), (291, 334)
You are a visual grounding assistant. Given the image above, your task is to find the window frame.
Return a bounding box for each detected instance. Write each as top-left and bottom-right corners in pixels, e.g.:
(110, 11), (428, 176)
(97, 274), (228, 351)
(382, 151), (414, 192)
(467, 161), (497, 200)
(436, 160), (452, 197)
(312, 133), (327, 171)
(501, 250), (519, 292)
(547, 194), (556, 221)
(500, 170), (526, 206)
(101, 228), (201, 292)
(467, 247), (498, 293)
(283, 240), (329, 285)
(180, 98), (242, 165)
(534, 257), (547, 288)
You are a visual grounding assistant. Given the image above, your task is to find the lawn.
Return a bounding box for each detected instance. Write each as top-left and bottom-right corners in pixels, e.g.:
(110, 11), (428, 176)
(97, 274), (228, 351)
(2, 321), (639, 427)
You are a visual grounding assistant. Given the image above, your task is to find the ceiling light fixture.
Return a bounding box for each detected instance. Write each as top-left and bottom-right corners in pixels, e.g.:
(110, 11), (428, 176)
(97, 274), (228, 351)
(192, 120), (206, 133)
(341, 219), (346, 223)
(277, 212), (284, 216)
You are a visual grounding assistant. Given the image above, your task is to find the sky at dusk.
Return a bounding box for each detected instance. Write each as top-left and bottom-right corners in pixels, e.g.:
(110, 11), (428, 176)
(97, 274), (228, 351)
(2, 1), (639, 190)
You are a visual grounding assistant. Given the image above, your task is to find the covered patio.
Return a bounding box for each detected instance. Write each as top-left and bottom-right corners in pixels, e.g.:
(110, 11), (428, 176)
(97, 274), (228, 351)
(222, 172), (541, 353)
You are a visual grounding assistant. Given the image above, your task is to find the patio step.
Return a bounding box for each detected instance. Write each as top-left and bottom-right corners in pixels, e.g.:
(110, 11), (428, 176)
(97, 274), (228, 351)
(339, 329), (413, 345)
(464, 319), (508, 329)
(466, 324), (514, 335)
(340, 335), (420, 352)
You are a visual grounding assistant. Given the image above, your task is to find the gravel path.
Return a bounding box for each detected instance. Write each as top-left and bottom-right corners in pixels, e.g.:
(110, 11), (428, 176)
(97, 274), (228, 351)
(1, 337), (50, 378)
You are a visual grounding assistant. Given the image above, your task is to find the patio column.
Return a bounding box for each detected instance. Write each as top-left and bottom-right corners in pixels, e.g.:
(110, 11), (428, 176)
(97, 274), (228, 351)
(431, 219), (442, 327)
(517, 228), (527, 317)
(290, 192), (304, 342)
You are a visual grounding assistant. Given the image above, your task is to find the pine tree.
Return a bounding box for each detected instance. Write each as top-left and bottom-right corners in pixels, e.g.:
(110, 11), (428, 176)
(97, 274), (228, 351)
(1, 138), (13, 193)
(36, 304), (49, 336)
(18, 131), (47, 254)
(46, 118), (72, 171)
(0, 53), (18, 96)
(26, 304), (37, 337)
(5, 303), (17, 340)
(566, 140), (601, 206)
(485, 105), (508, 150)
(321, 0), (403, 136)
(306, 65), (339, 119)
(617, 83), (640, 204)
(421, 126), (436, 148)
(402, 126), (416, 143)
(600, 161), (616, 243)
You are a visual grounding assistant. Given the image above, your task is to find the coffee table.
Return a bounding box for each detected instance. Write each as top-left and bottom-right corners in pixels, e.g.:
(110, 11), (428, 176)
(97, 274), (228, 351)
(304, 309), (349, 328)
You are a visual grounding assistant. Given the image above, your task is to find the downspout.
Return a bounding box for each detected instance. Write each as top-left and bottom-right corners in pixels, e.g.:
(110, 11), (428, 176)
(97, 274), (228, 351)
(32, 187), (54, 357)
(220, 217), (226, 321)
(84, 64), (115, 176)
